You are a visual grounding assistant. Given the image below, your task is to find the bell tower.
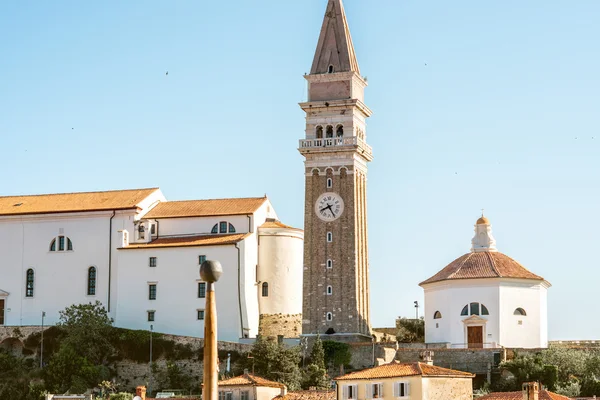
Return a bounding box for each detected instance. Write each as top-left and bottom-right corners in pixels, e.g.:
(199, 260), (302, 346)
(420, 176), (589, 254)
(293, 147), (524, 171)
(299, 0), (373, 340)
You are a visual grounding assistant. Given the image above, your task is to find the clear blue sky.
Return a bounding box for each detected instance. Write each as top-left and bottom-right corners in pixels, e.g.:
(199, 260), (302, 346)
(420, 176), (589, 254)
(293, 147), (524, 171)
(1, 1), (599, 340)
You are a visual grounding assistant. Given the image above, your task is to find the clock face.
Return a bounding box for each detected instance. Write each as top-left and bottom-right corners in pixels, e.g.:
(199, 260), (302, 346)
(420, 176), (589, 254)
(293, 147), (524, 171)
(315, 193), (344, 222)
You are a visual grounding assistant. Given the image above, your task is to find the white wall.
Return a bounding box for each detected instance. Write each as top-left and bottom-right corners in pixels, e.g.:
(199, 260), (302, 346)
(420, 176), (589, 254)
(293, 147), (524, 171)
(423, 278), (548, 348)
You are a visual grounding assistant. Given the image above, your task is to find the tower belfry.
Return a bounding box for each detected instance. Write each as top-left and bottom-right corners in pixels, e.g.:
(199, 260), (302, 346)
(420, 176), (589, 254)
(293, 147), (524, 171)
(299, 0), (373, 341)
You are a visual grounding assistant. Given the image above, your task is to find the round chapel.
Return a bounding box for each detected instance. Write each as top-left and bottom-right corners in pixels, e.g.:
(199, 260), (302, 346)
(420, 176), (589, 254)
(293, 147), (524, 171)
(420, 217), (550, 349)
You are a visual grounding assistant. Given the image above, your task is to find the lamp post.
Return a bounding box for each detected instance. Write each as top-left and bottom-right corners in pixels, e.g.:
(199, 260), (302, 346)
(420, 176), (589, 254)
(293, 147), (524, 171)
(149, 324), (153, 395)
(201, 260), (223, 400)
(40, 311), (46, 369)
(414, 301), (419, 320)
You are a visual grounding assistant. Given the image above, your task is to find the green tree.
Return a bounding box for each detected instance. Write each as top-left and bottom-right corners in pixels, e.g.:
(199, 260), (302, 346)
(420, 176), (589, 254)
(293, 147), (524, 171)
(395, 317), (424, 343)
(302, 336), (329, 390)
(322, 341), (352, 369)
(0, 350), (40, 400)
(501, 353), (557, 391)
(43, 345), (108, 393)
(57, 301), (114, 365)
(241, 337), (302, 391)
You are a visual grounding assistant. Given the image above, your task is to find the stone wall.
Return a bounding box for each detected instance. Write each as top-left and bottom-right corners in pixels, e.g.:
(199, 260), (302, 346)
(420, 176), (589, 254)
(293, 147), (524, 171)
(258, 314), (302, 338)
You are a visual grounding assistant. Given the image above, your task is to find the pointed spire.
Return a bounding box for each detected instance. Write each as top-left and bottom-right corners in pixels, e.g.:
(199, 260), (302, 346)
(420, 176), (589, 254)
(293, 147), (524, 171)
(471, 215), (498, 253)
(311, 0), (360, 75)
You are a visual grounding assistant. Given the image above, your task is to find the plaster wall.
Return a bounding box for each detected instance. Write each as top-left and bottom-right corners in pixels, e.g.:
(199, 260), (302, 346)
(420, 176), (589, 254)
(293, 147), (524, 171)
(498, 282), (548, 348)
(421, 377), (472, 400)
(336, 376), (423, 400)
(150, 215), (253, 237)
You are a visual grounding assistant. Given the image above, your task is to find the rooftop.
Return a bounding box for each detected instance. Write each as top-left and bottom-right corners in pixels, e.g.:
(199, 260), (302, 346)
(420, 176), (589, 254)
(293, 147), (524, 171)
(217, 373), (285, 389)
(144, 197), (267, 219)
(334, 361), (474, 381)
(121, 233), (250, 249)
(477, 390), (570, 400)
(259, 219), (302, 231)
(0, 188), (158, 216)
(274, 391), (335, 400)
(420, 251), (545, 285)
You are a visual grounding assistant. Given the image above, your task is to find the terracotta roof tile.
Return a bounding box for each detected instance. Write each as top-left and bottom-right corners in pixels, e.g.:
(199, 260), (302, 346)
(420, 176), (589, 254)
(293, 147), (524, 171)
(274, 391), (335, 400)
(218, 373), (285, 388)
(420, 251), (544, 286)
(478, 390), (570, 400)
(0, 188), (158, 216)
(144, 197), (267, 219)
(259, 219), (302, 231)
(121, 233), (250, 249)
(334, 362), (474, 381)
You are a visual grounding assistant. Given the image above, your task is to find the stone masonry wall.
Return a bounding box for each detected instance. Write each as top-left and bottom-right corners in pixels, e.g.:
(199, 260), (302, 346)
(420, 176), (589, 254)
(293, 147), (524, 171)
(258, 313), (302, 339)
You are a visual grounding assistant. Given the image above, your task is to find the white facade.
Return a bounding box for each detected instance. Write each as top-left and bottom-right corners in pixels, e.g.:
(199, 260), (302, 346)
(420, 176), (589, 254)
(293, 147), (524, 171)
(0, 189), (303, 343)
(421, 217), (550, 349)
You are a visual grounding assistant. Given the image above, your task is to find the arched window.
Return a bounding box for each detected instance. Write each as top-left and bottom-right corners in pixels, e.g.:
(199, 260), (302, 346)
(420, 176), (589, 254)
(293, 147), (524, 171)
(328, 65), (334, 74)
(262, 282), (269, 297)
(327, 286), (332, 295)
(461, 303), (490, 316)
(211, 224), (218, 234)
(327, 178), (333, 188)
(336, 125), (344, 137)
(211, 222), (236, 234)
(326, 312), (333, 321)
(229, 223), (236, 233)
(514, 308), (527, 316)
(327, 259), (333, 269)
(25, 269), (34, 297)
(87, 267), (97, 296)
(316, 126), (323, 139)
(326, 126), (334, 138)
(433, 311), (442, 319)
(67, 238), (73, 251)
(49, 236), (73, 252)
(50, 239), (56, 252)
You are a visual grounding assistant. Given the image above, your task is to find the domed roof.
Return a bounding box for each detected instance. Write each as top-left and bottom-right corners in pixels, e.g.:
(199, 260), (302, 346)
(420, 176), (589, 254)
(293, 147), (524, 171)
(420, 251), (544, 286)
(476, 216), (490, 225)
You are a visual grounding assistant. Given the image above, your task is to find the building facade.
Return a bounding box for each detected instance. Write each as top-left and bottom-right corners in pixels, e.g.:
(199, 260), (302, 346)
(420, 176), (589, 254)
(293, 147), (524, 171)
(0, 188), (302, 342)
(299, 0), (373, 340)
(420, 217), (550, 349)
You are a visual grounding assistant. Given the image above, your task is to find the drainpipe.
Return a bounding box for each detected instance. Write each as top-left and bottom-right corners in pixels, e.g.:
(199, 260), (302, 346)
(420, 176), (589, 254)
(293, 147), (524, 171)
(107, 211), (116, 312)
(235, 242), (245, 338)
(154, 219), (160, 239)
(247, 215), (252, 233)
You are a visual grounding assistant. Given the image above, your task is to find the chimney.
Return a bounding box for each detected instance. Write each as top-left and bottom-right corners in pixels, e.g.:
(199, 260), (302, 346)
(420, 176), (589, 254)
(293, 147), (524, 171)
(522, 382), (539, 400)
(280, 385), (288, 397)
(421, 350), (434, 366)
(244, 368), (249, 376)
(135, 386), (147, 400)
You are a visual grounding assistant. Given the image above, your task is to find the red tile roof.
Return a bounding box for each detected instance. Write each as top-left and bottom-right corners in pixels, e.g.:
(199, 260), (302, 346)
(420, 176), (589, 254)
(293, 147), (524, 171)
(274, 391), (335, 400)
(259, 219), (302, 231)
(420, 251), (544, 285)
(0, 188), (159, 216)
(144, 197), (267, 218)
(477, 390), (570, 400)
(120, 233), (250, 249)
(218, 373), (285, 388)
(334, 361), (474, 381)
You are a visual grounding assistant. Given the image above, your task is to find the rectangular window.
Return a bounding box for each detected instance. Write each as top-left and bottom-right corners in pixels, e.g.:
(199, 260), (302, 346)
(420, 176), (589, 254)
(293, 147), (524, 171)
(394, 382), (409, 398)
(371, 383), (383, 398)
(0, 299), (5, 325)
(198, 282), (206, 298)
(197, 309), (205, 320)
(150, 224), (156, 235)
(225, 392), (233, 400)
(199, 255), (207, 265)
(149, 284), (157, 300)
(344, 385), (357, 400)
(149, 257), (157, 267)
(147, 311), (155, 322)
(241, 391), (249, 400)
(58, 236), (65, 251)
(470, 302), (480, 316)
(219, 221), (228, 233)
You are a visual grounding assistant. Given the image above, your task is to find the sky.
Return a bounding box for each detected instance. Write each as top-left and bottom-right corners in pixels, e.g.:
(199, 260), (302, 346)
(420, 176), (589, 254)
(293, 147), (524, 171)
(1, 0), (599, 340)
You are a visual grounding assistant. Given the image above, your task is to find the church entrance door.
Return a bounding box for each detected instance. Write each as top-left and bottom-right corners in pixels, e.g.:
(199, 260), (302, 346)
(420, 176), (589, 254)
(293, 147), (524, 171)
(0, 299), (5, 325)
(467, 326), (483, 348)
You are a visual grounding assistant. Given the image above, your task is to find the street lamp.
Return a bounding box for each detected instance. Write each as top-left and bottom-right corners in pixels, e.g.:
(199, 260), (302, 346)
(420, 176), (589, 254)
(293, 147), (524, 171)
(40, 311), (46, 369)
(201, 260), (223, 400)
(414, 301), (419, 320)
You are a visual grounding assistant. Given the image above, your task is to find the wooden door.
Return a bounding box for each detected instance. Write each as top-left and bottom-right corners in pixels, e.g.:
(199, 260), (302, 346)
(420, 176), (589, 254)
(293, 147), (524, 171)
(0, 299), (4, 325)
(468, 326), (483, 348)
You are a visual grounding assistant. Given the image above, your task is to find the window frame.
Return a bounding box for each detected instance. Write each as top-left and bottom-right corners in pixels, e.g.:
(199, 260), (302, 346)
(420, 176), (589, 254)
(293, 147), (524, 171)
(433, 311), (442, 319)
(514, 307), (527, 316)
(50, 239), (56, 252)
(327, 178), (333, 188)
(241, 391), (249, 400)
(394, 382), (410, 398)
(343, 384), (357, 400)
(211, 224), (218, 234)
(149, 257), (157, 268)
(327, 232), (333, 242)
(25, 269), (34, 298)
(326, 312), (333, 321)
(327, 285), (332, 296)
(148, 284), (157, 300)
(147, 310), (155, 322)
(228, 223), (236, 233)
(87, 266), (97, 296)
(219, 221), (228, 234)
(327, 259), (333, 269)
(368, 382), (383, 399)
(262, 282), (269, 297)
(198, 282), (207, 299)
(58, 236), (65, 251)
(197, 309), (205, 321)
(199, 255), (207, 265)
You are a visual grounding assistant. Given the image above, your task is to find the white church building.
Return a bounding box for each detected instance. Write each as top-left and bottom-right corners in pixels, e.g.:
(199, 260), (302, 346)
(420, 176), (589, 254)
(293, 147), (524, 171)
(0, 188), (303, 342)
(420, 216), (550, 349)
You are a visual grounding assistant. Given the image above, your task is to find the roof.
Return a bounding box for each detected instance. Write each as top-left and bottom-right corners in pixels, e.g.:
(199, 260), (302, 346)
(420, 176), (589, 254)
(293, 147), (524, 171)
(0, 188), (158, 217)
(144, 197), (267, 219)
(334, 361), (474, 381)
(274, 391), (335, 400)
(259, 219), (303, 231)
(477, 390), (570, 400)
(121, 233), (250, 249)
(311, 0), (360, 74)
(477, 216), (490, 225)
(218, 373), (285, 389)
(420, 251), (545, 286)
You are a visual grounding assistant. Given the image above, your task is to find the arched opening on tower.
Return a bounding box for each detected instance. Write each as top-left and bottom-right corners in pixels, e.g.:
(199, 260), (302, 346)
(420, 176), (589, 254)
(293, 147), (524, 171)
(336, 125), (344, 137)
(326, 126), (334, 138)
(316, 126), (323, 139)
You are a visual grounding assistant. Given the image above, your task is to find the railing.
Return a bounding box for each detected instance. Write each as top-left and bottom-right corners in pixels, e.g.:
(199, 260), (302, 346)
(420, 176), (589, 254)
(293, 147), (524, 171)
(450, 342), (499, 349)
(299, 136), (372, 154)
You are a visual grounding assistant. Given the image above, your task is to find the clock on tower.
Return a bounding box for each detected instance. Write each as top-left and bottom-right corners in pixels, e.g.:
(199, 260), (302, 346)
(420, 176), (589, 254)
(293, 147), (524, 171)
(298, 0), (373, 341)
